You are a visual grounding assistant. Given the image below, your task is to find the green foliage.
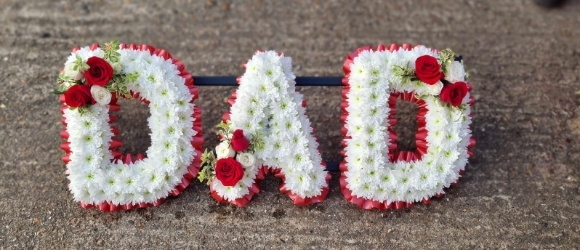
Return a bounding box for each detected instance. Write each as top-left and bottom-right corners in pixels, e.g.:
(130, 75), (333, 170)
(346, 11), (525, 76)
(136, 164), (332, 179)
(106, 74), (132, 99)
(392, 65), (418, 85)
(215, 120), (232, 140)
(102, 40), (121, 63)
(249, 130), (264, 152)
(438, 49), (455, 74)
(197, 149), (217, 185)
(72, 54), (89, 72)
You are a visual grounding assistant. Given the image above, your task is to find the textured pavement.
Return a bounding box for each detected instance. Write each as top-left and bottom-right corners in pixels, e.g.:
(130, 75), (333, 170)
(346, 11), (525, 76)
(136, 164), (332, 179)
(1, 0), (580, 249)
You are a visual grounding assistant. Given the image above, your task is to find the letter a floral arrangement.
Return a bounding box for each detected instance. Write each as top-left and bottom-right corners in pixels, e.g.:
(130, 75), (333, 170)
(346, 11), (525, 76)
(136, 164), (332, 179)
(56, 41), (203, 211)
(197, 51), (330, 207)
(340, 44), (475, 210)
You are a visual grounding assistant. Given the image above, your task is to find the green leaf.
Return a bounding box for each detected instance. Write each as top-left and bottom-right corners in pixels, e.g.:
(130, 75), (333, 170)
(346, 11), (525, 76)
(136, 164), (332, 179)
(438, 49), (456, 74)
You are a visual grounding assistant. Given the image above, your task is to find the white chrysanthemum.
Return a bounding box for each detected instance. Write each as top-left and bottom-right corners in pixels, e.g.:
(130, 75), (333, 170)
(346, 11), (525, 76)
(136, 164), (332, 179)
(343, 46), (472, 204)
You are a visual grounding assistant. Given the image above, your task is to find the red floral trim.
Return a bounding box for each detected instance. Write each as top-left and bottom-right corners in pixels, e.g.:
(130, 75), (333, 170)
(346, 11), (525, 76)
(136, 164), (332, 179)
(340, 43), (476, 210)
(210, 166), (269, 207)
(60, 43), (203, 212)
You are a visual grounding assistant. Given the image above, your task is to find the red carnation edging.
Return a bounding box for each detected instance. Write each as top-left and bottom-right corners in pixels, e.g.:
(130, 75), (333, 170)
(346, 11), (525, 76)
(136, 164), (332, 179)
(59, 43), (203, 212)
(212, 51), (331, 207)
(340, 43), (476, 210)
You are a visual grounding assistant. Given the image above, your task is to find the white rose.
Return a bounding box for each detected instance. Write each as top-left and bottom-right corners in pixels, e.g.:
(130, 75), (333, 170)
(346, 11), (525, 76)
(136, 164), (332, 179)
(425, 81), (444, 95)
(445, 61), (465, 83)
(90, 85), (112, 105)
(216, 141), (235, 159)
(236, 152), (256, 170)
(63, 62), (84, 81)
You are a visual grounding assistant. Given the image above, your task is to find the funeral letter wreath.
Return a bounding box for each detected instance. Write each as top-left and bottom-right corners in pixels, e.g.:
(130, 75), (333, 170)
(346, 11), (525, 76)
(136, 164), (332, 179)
(197, 51), (331, 207)
(57, 41), (203, 211)
(340, 44), (476, 210)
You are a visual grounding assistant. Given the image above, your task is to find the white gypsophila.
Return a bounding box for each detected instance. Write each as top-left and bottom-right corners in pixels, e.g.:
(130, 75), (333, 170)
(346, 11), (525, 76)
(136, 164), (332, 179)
(445, 61), (465, 83)
(236, 152), (256, 170)
(213, 51), (327, 201)
(63, 46), (197, 206)
(216, 141), (235, 159)
(343, 45), (472, 204)
(90, 85), (112, 105)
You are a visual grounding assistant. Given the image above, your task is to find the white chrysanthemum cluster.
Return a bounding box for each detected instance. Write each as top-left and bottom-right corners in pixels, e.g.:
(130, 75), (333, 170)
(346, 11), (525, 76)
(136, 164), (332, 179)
(213, 51), (327, 200)
(344, 46), (472, 203)
(64, 47), (197, 205)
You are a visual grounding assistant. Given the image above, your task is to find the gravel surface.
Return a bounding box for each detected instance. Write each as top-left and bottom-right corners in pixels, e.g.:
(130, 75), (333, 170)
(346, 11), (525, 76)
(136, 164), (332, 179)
(1, 0), (579, 249)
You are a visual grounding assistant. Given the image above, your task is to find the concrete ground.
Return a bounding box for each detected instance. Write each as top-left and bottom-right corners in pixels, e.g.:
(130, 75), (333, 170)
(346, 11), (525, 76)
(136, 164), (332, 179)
(1, 0), (579, 249)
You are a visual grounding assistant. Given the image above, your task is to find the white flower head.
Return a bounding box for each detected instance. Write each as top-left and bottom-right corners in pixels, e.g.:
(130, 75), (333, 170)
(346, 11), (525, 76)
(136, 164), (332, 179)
(216, 140), (235, 159)
(64, 62), (84, 81)
(236, 152), (256, 170)
(445, 61), (465, 83)
(90, 85), (112, 105)
(425, 81), (444, 95)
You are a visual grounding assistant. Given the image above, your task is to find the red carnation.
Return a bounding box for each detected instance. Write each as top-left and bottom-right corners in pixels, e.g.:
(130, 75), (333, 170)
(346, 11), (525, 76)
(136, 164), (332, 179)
(215, 157), (244, 186)
(84, 57), (113, 87)
(440, 82), (468, 107)
(415, 55), (444, 85)
(231, 129), (249, 151)
(64, 84), (94, 108)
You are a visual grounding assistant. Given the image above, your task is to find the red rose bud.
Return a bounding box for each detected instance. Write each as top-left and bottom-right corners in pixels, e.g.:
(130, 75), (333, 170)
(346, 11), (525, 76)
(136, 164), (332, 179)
(415, 55), (444, 85)
(64, 84), (93, 108)
(215, 157), (244, 186)
(440, 82), (468, 107)
(84, 56), (114, 87)
(231, 129), (250, 151)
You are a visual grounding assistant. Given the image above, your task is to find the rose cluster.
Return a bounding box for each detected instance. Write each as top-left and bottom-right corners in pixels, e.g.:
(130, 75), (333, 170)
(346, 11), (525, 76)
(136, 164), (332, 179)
(214, 129), (255, 187)
(62, 56), (114, 108)
(414, 54), (468, 107)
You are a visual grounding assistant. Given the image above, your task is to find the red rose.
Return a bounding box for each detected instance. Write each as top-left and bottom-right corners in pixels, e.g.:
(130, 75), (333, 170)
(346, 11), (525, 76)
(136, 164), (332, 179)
(231, 129), (249, 151)
(440, 82), (468, 107)
(84, 57), (113, 87)
(415, 55), (444, 85)
(64, 84), (94, 107)
(215, 157), (244, 186)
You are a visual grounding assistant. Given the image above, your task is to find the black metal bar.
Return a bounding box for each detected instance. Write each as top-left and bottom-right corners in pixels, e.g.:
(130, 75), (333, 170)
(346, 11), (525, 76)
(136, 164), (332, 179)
(193, 76), (343, 87)
(194, 76), (344, 171)
(325, 162), (339, 172)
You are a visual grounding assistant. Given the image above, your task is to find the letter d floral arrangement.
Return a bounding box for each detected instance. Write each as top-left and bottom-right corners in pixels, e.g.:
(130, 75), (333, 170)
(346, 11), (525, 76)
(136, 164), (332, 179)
(57, 41), (203, 211)
(340, 44), (476, 210)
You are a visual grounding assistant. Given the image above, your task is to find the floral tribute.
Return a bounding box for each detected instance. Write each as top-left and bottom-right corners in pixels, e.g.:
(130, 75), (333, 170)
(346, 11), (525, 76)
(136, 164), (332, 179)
(198, 51), (330, 207)
(57, 41), (203, 211)
(340, 44), (475, 210)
